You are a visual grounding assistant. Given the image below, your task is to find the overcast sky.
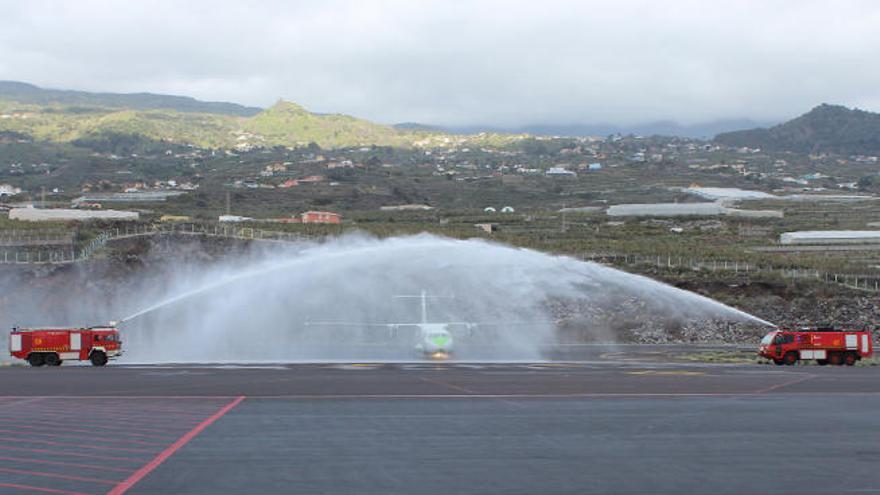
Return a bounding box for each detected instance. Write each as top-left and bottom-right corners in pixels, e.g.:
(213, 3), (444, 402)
(1, 0), (878, 126)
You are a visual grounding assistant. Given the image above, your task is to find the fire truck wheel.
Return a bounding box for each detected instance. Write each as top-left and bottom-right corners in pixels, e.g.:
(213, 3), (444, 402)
(27, 353), (45, 367)
(828, 352), (843, 366)
(44, 353), (60, 366)
(844, 353), (857, 366)
(773, 359), (784, 366)
(816, 359), (828, 366)
(90, 351), (108, 367)
(783, 352), (799, 366)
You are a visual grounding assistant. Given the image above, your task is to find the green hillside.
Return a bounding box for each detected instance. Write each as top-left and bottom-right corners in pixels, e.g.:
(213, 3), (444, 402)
(715, 104), (880, 155)
(0, 81), (261, 116)
(0, 99), (417, 150)
(0, 101), (239, 148)
(0, 82), (529, 150)
(243, 100), (412, 148)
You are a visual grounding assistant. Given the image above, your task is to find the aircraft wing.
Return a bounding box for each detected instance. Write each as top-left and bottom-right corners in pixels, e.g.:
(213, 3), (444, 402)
(446, 320), (556, 328)
(303, 320), (425, 333)
(304, 319), (389, 327)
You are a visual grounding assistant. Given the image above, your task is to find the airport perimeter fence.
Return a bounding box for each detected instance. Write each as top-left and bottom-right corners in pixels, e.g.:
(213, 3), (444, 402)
(581, 252), (880, 293)
(0, 228), (77, 264)
(0, 228), (74, 247)
(3, 225), (878, 295)
(0, 223), (315, 265)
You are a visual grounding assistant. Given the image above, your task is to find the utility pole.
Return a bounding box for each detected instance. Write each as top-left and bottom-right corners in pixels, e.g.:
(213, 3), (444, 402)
(561, 203), (567, 233)
(41, 187), (46, 208)
(225, 190), (231, 216)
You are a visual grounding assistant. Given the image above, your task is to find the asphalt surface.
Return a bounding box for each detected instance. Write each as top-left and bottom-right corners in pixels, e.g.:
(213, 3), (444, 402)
(1, 361), (880, 494)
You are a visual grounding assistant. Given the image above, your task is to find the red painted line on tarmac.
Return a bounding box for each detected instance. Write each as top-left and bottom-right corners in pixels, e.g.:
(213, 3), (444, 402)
(0, 436), (159, 454)
(0, 417), (185, 436)
(0, 456), (134, 473)
(0, 482), (94, 495)
(48, 411), (213, 423)
(50, 401), (227, 414)
(0, 445), (149, 463)
(1, 404), (213, 421)
(0, 413), (198, 432)
(0, 466), (119, 485)
(0, 395), (237, 401)
(0, 422), (177, 441)
(0, 428), (166, 447)
(0, 410), (204, 427)
(107, 396), (245, 495)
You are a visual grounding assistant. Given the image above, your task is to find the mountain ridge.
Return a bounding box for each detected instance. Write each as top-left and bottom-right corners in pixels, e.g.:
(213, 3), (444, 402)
(438, 118), (773, 139)
(0, 81), (536, 150)
(714, 104), (880, 155)
(0, 80), (262, 117)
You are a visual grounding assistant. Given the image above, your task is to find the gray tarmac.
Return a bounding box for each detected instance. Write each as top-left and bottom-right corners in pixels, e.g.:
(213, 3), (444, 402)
(1, 359), (880, 494)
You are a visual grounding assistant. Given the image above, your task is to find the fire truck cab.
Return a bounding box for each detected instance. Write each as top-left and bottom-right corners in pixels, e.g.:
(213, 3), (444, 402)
(9, 326), (122, 367)
(758, 327), (873, 366)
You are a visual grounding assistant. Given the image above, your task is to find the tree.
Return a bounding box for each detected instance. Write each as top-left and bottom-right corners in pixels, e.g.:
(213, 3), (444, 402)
(521, 139), (548, 156)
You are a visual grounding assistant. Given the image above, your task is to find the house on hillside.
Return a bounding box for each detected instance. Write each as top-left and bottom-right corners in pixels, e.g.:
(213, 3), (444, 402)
(265, 162), (287, 173)
(327, 160), (358, 169)
(301, 211), (341, 224)
(299, 175), (326, 184)
(278, 179), (299, 188)
(546, 167), (576, 177)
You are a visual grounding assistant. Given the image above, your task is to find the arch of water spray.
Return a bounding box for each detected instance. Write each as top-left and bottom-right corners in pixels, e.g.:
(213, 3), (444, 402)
(103, 234), (773, 363)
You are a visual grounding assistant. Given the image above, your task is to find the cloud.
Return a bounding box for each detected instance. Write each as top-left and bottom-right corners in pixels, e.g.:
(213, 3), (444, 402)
(1, 0), (878, 126)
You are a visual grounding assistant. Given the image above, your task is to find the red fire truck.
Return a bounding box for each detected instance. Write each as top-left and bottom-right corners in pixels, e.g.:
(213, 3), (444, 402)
(8, 326), (122, 367)
(758, 327), (873, 366)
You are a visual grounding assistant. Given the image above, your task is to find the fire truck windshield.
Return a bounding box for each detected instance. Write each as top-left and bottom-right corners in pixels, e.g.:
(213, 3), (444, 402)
(761, 333), (776, 345)
(773, 334), (793, 344)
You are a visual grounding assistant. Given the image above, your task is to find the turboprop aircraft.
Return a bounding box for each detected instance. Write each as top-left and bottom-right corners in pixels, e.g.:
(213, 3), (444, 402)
(305, 290), (476, 359)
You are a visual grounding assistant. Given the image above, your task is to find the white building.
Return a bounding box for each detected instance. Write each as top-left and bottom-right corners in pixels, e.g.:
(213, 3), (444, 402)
(607, 203), (727, 217)
(546, 167), (577, 177)
(379, 204), (434, 211)
(780, 231), (880, 245)
(9, 207), (139, 222)
(219, 215), (252, 223)
(0, 184), (21, 197)
(686, 187), (775, 201)
(607, 202), (781, 218)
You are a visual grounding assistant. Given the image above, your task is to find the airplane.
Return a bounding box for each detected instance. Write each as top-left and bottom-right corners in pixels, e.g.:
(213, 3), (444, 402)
(304, 290), (475, 360)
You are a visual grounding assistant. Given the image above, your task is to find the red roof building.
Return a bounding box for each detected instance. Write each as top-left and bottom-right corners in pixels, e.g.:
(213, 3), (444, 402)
(301, 211), (341, 224)
(278, 179), (299, 188)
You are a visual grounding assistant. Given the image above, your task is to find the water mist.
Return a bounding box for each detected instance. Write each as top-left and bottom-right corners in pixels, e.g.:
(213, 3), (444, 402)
(113, 233), (771, 363)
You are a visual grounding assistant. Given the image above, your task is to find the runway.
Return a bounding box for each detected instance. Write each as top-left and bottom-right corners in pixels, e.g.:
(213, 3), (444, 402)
(1, 362), (880, 494)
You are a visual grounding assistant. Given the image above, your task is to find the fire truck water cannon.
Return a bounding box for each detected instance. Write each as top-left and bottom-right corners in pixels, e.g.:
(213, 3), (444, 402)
(8, 324), (123, 367)
(758, 326), (873, 366)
